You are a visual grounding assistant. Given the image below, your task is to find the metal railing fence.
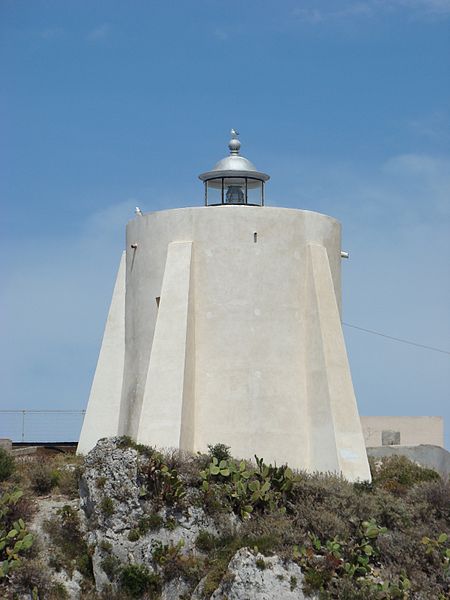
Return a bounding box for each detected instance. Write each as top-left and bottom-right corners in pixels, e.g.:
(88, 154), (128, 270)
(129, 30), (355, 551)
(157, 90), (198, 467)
(0, 410), (85, 442)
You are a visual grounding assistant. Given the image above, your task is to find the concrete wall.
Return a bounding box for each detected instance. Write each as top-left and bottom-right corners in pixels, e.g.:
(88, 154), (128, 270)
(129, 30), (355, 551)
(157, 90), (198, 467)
(79, 206), (371, 481)
(367, 445), (450, 479)
(361, 416), (444, 448)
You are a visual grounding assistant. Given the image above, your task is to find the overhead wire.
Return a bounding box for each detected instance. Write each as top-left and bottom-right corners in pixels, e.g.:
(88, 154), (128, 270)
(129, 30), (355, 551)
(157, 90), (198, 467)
(342, 322), (450, 356)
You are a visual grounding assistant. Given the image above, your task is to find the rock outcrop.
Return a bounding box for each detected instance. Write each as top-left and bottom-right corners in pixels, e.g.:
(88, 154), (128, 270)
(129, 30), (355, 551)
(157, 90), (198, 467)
(79, 437), (311, 599)
(193, 548), (309, 600)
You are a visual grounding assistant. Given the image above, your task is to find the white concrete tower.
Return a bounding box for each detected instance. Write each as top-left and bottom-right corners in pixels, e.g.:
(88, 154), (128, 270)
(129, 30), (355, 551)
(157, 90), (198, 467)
(78, 131), (371, 482)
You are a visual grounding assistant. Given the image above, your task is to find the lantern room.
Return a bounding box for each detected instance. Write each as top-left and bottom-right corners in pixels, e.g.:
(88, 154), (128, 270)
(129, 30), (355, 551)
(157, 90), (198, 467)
(199, 129), (270, 206)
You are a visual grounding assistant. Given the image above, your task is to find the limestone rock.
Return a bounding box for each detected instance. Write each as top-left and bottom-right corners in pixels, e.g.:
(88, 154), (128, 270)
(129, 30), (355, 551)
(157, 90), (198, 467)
(80, 437), (142, 532)
(193, 548), (311, 600)
(161, 577), (192, 600)
(79, 437), (225, 594)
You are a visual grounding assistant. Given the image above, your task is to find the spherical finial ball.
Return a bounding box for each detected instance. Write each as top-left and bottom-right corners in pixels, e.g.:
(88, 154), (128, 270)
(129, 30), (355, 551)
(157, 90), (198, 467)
(228, 137), (241, 154)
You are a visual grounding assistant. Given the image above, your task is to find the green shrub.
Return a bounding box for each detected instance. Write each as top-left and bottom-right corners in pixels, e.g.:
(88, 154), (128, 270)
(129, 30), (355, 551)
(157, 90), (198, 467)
(141, 453), (186, 508)
(29, 462), (59, 495)
(128, 528), (140, 542)
(353, 480), (374, 494)
(164, 515), (177, 531)
(0, 448), (15, 481)
(150, 539), (204, 584)
(200, 453), (300, 520)
(48, 582), (70, 600)
(117, 436), (154, 457)
(371, 455), (440, 494)
(11, 558), (68, 599)
(101, 555), (120, 580)
(120, 563), (161, 598)
(165, 554), (205, 586)
(202, 565), (227, 597)
(57, 468), (79, 497)
(421, 532), (450, 576)
(117, 435), (134, 449)
(255, 557), (267, 570)
(408, 478), (450, 520)
(100, 496), (114, 516)
(207, 443), (231, 462)
(138, 513), (163, 533)
(76, 551), (94, 580)
(195, 530), (218, 553)
(151, 539), (184, 567)
(293, 519), (395, 596)
(99, 539), (112, 551)
(0, 490), (34, 578)
(96, 476), (107, 488)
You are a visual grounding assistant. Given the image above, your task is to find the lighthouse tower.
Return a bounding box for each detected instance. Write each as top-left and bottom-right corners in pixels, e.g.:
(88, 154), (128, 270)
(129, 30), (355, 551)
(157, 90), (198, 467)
(78, 131), (371, 482)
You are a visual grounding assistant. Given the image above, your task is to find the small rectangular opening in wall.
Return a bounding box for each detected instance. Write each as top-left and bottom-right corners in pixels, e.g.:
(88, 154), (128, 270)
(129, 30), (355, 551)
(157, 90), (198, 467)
(382, 430), (400, 446)
(156, 297), (160, 308)
(253, 232), (257, 243)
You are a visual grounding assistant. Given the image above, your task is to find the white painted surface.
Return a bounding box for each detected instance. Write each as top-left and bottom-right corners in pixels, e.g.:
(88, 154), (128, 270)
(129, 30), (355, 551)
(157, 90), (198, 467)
(306, 244), (370, 480)
(136, 242), (194, 448)
(77, 252), (125, 455)
(79, 207), (371, 481)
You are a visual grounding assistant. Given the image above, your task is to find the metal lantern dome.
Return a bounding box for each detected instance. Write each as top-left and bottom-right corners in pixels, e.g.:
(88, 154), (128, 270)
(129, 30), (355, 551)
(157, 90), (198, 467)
(199, 130), (270, 206)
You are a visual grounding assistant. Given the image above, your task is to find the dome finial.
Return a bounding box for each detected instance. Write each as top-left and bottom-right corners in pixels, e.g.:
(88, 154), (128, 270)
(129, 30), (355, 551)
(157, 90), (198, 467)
(228, 129), (241, 155)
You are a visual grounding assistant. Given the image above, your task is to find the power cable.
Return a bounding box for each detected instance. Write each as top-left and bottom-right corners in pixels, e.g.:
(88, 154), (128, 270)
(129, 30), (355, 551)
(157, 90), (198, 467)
(342, 322), (450, 355)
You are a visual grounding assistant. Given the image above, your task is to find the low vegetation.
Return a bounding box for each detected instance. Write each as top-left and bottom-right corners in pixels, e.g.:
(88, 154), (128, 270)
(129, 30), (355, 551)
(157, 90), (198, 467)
(0, 448), (91, 598)
(44, 503), (94, 579)
(120, 563), (161, 598)
(0, 440), (448, 599)
(0, 488), (34, 578)
(119, 440), (449, 599)
(0, 447), (15, 482)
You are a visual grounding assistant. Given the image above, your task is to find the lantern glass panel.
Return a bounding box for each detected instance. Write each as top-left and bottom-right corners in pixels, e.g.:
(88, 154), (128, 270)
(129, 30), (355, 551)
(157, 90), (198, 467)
(206, 180), (224, 204)
(246, 180), (263, 205)
(223, 177), (245, 204)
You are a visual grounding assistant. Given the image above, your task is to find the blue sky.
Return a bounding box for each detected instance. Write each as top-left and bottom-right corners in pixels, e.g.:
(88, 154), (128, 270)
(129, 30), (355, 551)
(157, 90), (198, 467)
(1, 1), (449, 446)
